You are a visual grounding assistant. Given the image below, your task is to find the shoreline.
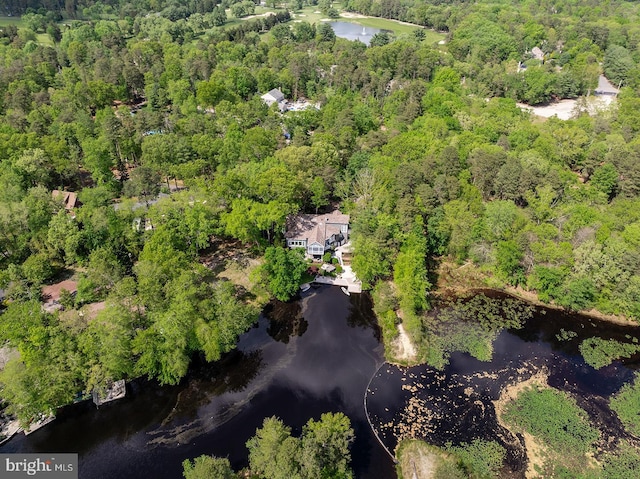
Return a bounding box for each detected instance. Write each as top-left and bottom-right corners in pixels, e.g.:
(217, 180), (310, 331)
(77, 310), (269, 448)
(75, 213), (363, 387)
(501, 284), (638, 327)
(340, 11), (427, 28)
(379, 260), (639, 367)
(435, 260), (639, 327)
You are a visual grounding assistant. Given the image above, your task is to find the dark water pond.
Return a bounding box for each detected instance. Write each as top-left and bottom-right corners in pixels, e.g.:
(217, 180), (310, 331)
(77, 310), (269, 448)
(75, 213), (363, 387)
(328, 22), (384, 46)
(0, 286), (396, 479)
(367, 293), (640, 475)
(4, 288), (640, 479)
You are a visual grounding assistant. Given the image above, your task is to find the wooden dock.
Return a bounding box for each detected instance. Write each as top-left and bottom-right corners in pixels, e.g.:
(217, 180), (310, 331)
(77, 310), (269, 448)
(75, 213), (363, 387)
(313, 275), (362, 293)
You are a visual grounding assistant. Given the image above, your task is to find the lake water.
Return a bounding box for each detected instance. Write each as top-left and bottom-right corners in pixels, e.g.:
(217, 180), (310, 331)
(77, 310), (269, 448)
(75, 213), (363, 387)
(367, 293), (640, 474)
(3, 288), (639, 477)
(0, 286), (396, 479)
(328, 21), (383, 46)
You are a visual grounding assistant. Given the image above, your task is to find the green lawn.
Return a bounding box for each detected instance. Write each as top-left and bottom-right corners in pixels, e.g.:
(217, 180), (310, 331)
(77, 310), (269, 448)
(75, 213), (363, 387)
(245, 4), (445, 42)
(290, 5), (326, 25)
(341, 15), (420, 36)
(0, 16), (55, 46)
(36, 33), (54, 46)
(0, 16), (25, 28)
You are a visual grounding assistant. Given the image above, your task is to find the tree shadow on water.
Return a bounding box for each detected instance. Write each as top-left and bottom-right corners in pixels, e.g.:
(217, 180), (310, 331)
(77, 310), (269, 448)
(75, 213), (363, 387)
(264, 300), (308, 344)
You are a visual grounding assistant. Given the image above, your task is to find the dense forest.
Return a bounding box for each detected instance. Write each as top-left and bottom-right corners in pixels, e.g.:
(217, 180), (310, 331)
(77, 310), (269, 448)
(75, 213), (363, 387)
(1, 0), (640, 474)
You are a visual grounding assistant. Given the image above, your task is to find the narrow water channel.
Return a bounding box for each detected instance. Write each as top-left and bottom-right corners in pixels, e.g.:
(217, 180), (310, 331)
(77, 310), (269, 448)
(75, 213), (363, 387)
(0, 285), (396, 479)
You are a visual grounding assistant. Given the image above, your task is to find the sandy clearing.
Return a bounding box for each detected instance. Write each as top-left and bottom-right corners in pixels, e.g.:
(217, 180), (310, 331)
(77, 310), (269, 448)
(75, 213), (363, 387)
(517, 99), (578, 120)
(390, 309), (417, 363)
(517, 95), (616, 121)
(243, 11), (275, 20)
(394, 323), (417, 361)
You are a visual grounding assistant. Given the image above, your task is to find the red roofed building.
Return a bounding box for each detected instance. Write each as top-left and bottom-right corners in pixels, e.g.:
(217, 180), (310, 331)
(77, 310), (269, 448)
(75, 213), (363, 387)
(52, 190), (80, 211)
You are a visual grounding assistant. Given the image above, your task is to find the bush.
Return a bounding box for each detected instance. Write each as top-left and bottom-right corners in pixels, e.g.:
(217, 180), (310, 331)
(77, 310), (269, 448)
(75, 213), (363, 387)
(579, 338), (640, 370)
(447, 440), (506, 479)
(558, 277), (596, 311)
(21, 253), (54, 286)
(610, 373), (640, 436)
(322, 252), (332, 263)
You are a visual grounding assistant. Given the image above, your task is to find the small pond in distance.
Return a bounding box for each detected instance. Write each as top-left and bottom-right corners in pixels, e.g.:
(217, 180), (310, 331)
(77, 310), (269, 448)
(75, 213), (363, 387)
(328, 21), (383, 45)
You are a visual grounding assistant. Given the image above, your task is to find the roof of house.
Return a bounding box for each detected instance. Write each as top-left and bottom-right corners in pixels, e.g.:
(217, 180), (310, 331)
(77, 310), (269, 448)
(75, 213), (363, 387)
(285, 210), (350, 242)
(531, 47), (544, 61)
(52, 190), (79, 210)
(595, 75), (620, 94)
(261, 88), (285, 103)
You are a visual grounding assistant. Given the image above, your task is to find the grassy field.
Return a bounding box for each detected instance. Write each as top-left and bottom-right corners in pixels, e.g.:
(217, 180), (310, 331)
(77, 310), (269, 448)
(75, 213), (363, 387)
(240, 4), (445, 42)
(36, 33), (54, 46)
(0, 16), (24, 27)
(291, 5), (326, 25)
(0, 16), (55, 46)
(341, 14), (439, 39)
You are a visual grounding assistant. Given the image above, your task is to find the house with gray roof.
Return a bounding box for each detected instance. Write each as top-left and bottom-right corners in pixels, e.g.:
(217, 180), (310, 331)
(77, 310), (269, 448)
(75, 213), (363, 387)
(595, 75), (620, 96)
(285, 210), (349, 258)
(531, 47), (544, 61)
(261, 88), (286, 110)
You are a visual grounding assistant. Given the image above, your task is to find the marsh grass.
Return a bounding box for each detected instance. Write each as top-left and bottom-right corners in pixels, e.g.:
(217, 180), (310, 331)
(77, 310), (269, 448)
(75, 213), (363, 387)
(579, 337), (640, 370)
(610, 372), (640, 436)
(422, 294), (534, 368)
(503, 386), (599, 474)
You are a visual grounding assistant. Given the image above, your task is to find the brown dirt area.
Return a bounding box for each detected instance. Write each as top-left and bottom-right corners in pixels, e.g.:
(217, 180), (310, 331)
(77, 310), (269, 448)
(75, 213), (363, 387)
(42, 279), (78, 302)
(200, 239), (256, 272)
(397, 439), (440, 479)
(200, 239), (266, 304)
(435, 260), (489, 294)
(219, 257), (262, 293)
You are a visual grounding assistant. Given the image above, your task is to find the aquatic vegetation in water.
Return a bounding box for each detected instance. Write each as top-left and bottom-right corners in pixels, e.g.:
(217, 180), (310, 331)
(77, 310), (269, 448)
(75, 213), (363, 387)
(556, 328), (578, 341)
(423, 294), (535, 368)
(578, 337), (640, 370)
